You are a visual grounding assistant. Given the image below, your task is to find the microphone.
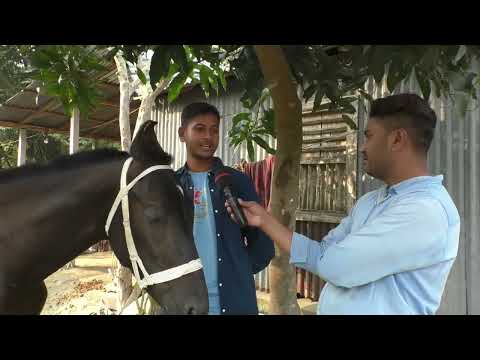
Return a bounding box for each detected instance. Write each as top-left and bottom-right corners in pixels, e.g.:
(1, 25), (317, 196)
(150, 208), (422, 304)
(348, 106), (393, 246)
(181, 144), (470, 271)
(214, 168), (248, 229)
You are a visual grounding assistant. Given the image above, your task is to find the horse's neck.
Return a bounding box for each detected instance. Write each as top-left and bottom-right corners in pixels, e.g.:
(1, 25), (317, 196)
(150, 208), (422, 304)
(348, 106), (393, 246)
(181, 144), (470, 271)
(0, 160), (123, 283)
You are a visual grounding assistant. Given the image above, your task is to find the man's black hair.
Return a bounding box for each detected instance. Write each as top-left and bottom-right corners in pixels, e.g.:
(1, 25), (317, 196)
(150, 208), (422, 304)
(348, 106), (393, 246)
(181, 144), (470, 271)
(181, 102), (220, 127)
(370, 93), (437, 153)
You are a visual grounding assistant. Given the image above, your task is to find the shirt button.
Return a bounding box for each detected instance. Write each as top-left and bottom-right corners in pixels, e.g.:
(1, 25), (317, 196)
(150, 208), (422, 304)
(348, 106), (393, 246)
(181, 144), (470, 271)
(218, 258), (222, 262)
(219, 283), (223, 287)
(222, 308), (226, 313)
(217, 233), (220, 237)
(215, 209), (219, 214)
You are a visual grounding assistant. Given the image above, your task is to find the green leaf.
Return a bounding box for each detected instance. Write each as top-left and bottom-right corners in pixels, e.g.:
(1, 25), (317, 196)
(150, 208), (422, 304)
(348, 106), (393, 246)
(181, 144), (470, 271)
(463, 72), (477, 93)
(260, 109), (276, 137)
(342, 115), (357, 130)
(431, 74), (442, 98)
(358, 89), (373, 103)
(252, 129), (270, 135)
(313, 87), (325, 111)
(232, 113), (251, 128)
(137, 67), (147, 85)
(370, 47), (388, 84)
(209, 75), (219, 95)
(82, 58), (108, 72)
(150, 48), (171, 89)
(415, 68), (431, 100)
(0, 71), (14, 89)
(29, 50), (51, 69)
(213, 65), (227, 90)
(303, 83), (317, 103)
(170, 46), (189, 73)
(253, 136), (276, 155)
(386, 61), (405, 93)
(454, 92), (470, 118)
(165, 62), (180, 81)
(121, 46), (140, 64)
(341, 103), (356, 114)
(247, 139), (255, 162)
(447, 70), (471, 93)
(199, 65), (212, 97)
(324, 81), (341, 105)
(167, 73), (188, 103)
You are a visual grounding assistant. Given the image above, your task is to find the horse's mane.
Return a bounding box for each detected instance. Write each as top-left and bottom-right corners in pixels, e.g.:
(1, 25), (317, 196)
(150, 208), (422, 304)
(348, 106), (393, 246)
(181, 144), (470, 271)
(0, 141), (175, 185)
(0, 149), (129, 184)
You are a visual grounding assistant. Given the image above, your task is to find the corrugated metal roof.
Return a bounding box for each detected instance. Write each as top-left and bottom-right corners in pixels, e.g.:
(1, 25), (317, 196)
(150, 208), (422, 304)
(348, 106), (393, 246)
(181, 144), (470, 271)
(0, 65), (140, 141)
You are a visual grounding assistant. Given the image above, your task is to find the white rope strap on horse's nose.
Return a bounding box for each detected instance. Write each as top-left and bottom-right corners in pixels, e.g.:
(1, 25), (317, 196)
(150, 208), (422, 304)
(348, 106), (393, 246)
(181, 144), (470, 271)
(105, 157), (203, 290)
(136, 259), (203, 288)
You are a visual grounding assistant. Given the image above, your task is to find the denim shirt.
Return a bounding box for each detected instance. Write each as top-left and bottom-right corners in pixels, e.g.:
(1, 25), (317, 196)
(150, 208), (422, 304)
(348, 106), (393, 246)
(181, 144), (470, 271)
(176, 157), (275, 315)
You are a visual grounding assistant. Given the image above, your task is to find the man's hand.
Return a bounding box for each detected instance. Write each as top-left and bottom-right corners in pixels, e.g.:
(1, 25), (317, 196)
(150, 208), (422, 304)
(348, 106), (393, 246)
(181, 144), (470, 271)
(225, 198), (268, 228)
(225, 198), (294, 254)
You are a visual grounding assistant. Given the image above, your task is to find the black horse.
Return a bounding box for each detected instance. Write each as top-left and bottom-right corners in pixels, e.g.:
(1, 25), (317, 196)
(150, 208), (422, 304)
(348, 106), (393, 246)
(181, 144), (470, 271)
(0, 121), (208, 315)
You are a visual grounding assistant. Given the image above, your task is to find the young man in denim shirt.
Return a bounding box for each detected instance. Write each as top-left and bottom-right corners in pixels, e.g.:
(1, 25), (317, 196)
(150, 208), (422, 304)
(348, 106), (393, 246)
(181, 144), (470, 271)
(176, 102), (275, 315)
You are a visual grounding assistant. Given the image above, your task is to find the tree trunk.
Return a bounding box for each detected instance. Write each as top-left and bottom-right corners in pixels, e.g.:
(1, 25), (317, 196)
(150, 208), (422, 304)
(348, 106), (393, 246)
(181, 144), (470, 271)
(132, 79), (167, 140)
(113, 53), (133, 309)
(115, 54), (132, 152)
(254, 45), (302, 315)
(131, 76), (169, 315)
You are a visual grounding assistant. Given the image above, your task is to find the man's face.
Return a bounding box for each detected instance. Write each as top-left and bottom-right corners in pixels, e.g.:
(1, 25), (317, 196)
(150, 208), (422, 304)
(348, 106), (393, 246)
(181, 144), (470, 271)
(360, 117), (393, 181)
(179, 113), (220, 160)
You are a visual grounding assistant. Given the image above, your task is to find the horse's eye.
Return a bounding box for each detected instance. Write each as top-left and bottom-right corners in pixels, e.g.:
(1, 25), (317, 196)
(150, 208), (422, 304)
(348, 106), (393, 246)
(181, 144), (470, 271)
(144, 206), (166, 222)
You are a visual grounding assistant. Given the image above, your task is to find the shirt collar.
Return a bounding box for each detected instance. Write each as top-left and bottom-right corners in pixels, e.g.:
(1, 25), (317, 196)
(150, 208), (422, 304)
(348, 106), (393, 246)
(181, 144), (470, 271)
(178, 157), (225, 177)
(390, 175), (443, 195)
(377, 175), (443, 204)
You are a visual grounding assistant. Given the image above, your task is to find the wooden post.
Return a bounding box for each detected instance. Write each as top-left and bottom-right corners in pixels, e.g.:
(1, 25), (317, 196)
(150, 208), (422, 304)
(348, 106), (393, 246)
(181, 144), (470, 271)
(69, 107), (80, 155)
(345, 130), (357, 213)
(17, 129), (27, 166)
(64, 107), (80, 270)
(113, 52), (134, 312)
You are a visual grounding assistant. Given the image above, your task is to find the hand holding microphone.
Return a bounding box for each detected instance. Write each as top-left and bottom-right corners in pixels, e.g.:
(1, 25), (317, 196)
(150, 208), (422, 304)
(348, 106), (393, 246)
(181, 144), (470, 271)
(214, 168), (249, 229)
(217, 170), (293, 254)
(215, 167), (268, 229)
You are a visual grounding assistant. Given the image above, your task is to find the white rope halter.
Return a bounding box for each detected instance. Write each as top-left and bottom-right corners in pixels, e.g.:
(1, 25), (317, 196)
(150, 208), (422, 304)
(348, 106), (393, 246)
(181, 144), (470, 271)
(105, 157), (202, 290)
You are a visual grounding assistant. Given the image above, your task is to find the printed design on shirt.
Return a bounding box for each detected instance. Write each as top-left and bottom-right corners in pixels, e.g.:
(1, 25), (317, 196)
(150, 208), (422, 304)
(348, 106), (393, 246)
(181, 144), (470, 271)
(194, 190), (202, 205)
(193, 187), (208, 221)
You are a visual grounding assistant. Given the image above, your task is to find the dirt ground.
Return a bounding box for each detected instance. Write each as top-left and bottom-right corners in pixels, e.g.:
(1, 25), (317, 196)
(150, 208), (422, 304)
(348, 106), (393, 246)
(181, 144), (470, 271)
(40, 251), (116, 315)
(40, 251), (314, 315)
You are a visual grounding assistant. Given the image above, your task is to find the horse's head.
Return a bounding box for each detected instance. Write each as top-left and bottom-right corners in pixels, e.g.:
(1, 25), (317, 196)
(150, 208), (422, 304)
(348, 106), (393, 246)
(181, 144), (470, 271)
(108, 120), (208, 315)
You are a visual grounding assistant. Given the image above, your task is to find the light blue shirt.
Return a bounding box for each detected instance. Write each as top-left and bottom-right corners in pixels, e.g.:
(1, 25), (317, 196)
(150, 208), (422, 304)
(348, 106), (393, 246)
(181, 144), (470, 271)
(290, 175), (460, 315)
(190, 172), (220, 315)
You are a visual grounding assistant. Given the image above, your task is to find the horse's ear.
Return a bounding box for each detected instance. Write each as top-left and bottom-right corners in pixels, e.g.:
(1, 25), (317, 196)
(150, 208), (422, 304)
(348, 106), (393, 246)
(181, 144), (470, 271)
(130, 120), (172, 164)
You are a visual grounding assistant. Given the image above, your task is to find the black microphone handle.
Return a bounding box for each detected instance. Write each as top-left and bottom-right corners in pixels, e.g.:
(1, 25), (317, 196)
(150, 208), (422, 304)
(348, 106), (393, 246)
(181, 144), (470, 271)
(224, 187), (248, 229)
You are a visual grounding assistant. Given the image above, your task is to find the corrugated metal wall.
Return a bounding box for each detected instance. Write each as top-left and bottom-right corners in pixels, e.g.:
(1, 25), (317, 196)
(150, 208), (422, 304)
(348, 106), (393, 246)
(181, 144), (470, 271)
(153, 82), (276, 170)
(357, 77), (480, 314)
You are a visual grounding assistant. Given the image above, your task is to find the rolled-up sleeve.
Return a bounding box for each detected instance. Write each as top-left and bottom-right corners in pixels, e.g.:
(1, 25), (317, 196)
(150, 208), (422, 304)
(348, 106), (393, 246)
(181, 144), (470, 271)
(290, 212), (353, 272)
(290, 197), (451, 289)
